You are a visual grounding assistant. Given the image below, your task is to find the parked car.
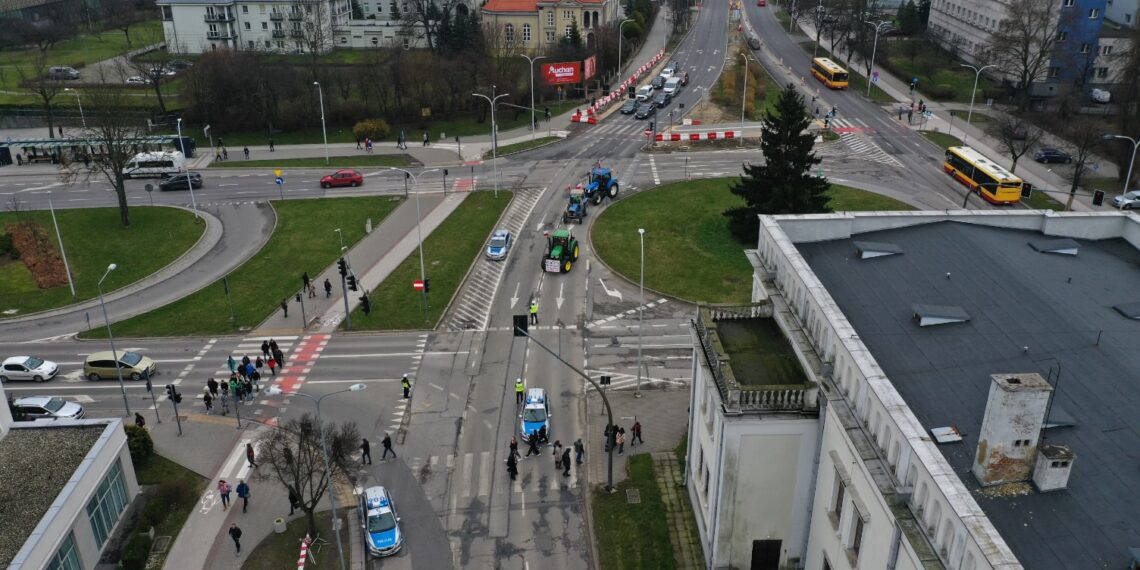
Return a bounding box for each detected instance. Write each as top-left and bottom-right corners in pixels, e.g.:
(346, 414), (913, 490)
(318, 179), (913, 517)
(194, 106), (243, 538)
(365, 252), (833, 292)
(168, 59), (193, 70)
(47, 66), (80, 80)
(653, 92), (672, 108)
(11, 396), (85, 420)
(486, 229), (513, 260)
(84, 350), (157, 381)
(320, 169), (364, 188)
(635, 102), (657, 119)
(651, 76), (667, 90)
(1034, 148), (1073, 164)
(359, 486), (403, 557)
(757, 0), (766, 5)
(159, 172), (203, 191)
(1, 356), (59, 382)
(1111, 190), (1140, 210)
(620, 99), (639, 114)
(125, 76), (151, 85)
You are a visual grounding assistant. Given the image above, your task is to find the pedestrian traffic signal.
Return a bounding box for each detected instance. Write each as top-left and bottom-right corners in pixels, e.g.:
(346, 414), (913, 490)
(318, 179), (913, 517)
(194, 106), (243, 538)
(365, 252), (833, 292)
(443, 168), (448, 176)
(166, 384), (182, 404)
(423, 278), (431, 294)
(295, 293), (302, 303)
(338, 257), (348, 277)
(347, 274), (359, 291)
(360, 294), (371, 315)
(601, 375), (612, 386)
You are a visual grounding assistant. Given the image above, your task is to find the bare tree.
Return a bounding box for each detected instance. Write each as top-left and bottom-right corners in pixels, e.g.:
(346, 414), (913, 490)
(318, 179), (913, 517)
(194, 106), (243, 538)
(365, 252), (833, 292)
(293, 0), (335, 81)
(1056, 117), (1106, 209)
(987, 0), (1069, 111)
(401, 0), (463, 53)
(254, 414), (360, 537)
(124, 27), (177, 114)
(98, 0), (151, 48)
(17, 52), (66, 139)
(986, 114), (1043, 174)
(1110, 29), (1140, 189)
(67, 77), (151, 227)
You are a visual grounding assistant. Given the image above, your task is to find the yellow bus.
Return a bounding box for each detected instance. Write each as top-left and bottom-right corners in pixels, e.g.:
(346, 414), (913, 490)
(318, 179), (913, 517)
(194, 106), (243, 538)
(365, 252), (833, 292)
(943, 146), (1024, 205)
(811, 57), (849, 89)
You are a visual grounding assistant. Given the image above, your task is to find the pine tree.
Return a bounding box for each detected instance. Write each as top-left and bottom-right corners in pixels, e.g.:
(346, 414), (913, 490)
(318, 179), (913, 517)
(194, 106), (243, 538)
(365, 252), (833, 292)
(723, 83), (831, 243)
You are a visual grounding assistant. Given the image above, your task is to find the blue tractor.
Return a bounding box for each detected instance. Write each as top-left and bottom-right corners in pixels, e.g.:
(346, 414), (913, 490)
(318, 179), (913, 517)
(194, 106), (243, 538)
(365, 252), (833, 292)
(563, 187), (588, 224)
(582, 166), (619, 205)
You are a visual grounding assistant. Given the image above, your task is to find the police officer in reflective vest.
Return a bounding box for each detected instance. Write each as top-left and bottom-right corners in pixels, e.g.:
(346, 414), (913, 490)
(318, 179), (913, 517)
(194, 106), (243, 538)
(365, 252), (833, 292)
(401, 374), (411, 399)
(529, 300), (539, 325)
(515, 378), (525, 405)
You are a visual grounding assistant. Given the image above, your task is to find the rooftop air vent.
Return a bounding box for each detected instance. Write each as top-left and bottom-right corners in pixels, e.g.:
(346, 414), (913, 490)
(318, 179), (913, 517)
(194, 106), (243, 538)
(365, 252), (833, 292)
(1029, 238), (1080, 256)
(1114, 303), (1140, 320)
(853, 241), (903, 259)
(1032, 444), (1074, 492)
(912, 304), (970, 327)
(930, 426), (964, 444)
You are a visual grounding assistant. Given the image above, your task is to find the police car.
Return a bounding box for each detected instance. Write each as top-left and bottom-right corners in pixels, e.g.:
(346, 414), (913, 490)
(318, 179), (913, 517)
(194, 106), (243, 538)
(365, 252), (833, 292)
(519, 388), (551, 442)
(359, 486), (403, 557)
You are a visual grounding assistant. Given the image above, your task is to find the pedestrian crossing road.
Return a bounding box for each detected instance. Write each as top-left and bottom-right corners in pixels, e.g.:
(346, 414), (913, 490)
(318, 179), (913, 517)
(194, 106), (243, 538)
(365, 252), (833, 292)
(816, 118), (905, 168)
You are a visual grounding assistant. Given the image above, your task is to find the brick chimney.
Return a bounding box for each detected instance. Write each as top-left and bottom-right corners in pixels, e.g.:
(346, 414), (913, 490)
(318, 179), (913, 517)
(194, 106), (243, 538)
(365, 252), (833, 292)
(972, 373), (1053, 487)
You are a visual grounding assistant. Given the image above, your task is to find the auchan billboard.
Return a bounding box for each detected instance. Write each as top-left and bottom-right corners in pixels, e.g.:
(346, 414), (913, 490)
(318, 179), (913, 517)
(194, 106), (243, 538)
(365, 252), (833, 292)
(542, 62), (581, 85)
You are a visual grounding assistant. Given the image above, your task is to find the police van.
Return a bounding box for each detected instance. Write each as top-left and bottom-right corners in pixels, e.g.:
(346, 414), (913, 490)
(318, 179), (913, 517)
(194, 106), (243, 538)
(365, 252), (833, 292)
(519, 387), (551, 442)
(122, 150), (186, 179)
(359, 486), (403, 557)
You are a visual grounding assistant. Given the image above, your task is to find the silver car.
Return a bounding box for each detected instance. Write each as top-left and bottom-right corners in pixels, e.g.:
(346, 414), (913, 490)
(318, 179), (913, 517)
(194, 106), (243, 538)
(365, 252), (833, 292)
(12, 396), (86, 420)
(1, 356), (59, 382)
(1111, 190), (1140, 210)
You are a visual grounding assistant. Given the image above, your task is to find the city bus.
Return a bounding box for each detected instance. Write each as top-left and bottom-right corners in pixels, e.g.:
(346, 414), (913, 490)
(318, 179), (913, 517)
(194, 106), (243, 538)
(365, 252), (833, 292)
(811, 57), (849, 89)
(943, 146), (1024, 205)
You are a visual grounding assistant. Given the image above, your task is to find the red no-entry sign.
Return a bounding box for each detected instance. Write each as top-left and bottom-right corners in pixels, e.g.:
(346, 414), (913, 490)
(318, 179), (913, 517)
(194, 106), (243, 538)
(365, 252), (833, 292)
(413, 280), (424, 291)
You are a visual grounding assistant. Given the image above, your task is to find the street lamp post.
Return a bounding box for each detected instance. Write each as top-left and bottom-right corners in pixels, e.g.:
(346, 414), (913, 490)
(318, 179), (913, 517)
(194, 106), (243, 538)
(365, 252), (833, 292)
(635, 228), (645, 398)
(314, 81), (330, 166)
(389, 167), (442, 323)
(64, 88), (85, 129)
(472, 88), (510, 198)
(618, 18), (635, 78)
(740, 53), (749, 147)
(518, 54), (547, 139)
(267, 383), (367, 570)
(333, 227), (344, 251)
(812, 0), (824, 58)
(864, 20), (891, 98)
(176, 118), (199, 219)
(96, 264), (132, 416)
(960, 64), (997, 144)
(46, 192), (76, 298)
(1103, 134), (1140, 194)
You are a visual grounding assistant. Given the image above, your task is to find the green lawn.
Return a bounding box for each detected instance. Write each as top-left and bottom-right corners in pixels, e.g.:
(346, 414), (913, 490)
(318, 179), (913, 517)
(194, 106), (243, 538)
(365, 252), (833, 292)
(484, 136), (561, 159)
(1022, 188), (1065, 210)
(242, 509), (349, 570)
(209, 155), (413, 169)
(593, 454), (675, 570)
(133, 453), (207, 569)
(346, 191), (511, 330)
(85, 197), (401, 337)
(593, 178), (915, 304)
(882, 40), (998, 103)
(0, 207), (202, 316)
(921, 130), (964, 149)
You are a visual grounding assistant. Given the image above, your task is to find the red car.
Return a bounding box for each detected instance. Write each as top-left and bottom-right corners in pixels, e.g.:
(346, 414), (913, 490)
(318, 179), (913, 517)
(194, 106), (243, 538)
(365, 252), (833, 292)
(320, 169), (364, 188)
(757, 0), (766, 6)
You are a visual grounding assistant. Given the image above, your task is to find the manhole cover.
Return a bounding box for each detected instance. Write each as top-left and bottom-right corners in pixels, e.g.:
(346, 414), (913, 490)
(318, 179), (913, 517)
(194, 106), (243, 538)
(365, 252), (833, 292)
(151, 535), (171, 554)
(626, 489), (641, 504)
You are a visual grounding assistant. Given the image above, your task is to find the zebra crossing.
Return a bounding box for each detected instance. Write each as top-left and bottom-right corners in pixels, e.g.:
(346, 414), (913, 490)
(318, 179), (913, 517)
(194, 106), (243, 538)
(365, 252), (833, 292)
(175, 335), (304, 416)
(819, 118), (904, 168)
(446, 187), (545, 331)
(589, 119), (657, 139)
(405, 450), (582, 500)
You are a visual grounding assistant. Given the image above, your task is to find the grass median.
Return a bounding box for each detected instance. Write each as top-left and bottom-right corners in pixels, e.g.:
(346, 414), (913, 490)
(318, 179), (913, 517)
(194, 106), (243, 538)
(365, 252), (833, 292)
(592, 178), (915, 304)
(346, 191), (511, 330)
(483, 136), (561, 159)
(85, 196), (401, 337)
(132, 453), (207, 570)
(208, 155), (413, 169)
(0, 207), (203, 316)
(920, 130), (963, 150)
(241, 509), (349, 570)
(592, 454), (675, 570)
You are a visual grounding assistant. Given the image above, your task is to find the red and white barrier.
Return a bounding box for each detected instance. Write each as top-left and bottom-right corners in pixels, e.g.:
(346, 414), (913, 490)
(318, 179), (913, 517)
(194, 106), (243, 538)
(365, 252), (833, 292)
(654, 130), (742, 141)
(297, 534), (313, 568)
(576, 49), (666, 126)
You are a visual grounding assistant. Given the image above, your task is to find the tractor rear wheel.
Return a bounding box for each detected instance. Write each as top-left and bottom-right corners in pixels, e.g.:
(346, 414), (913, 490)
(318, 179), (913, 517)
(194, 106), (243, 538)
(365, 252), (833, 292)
(592, 193), (602, 205)
(563, 260), (573, 273)
(608, 183), (619, 199)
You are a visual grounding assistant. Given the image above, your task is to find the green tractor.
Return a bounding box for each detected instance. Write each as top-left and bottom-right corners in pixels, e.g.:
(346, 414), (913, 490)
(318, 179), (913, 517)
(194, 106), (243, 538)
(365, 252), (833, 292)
(542, 229), (580, 273)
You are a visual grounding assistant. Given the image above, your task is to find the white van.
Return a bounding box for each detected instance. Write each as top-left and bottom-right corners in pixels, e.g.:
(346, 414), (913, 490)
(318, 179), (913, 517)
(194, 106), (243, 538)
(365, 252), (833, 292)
(636, 85), (654, 101)
(122, 151), (186, 179)
(663, 77), (682, 95)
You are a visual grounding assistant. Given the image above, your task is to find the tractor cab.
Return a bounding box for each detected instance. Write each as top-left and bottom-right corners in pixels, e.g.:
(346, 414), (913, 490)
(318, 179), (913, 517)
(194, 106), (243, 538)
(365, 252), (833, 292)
(542, 228), (581, 273)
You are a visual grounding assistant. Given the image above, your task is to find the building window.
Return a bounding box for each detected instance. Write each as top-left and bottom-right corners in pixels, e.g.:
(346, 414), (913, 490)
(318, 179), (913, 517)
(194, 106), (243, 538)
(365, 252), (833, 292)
(247, 40), (255, 48)
(1088, 7), (1099, 18)
(834, 479), (846, 518)
(1096, 67), (1108, 78)
(1058, 30), (1067, 40)
(242, 5), (248, 12)
(1063, 0), (1073, 6)
(1101, 44), (1113, 54)
(244, 21), (251, 29)
(86, 460), (129, 548)
(565, 25), (572, 37)
(262, 21), (268, 29)
(265, 40), (271, 47)
(563, 10), (572, 19)
(1048, 67), (1060, 77)
(340, 36), (347, 44)
(547, 11), (554, 26)
(1080, 42), (1091, 53)
(851, 516), (865, 554)
(522, 23), (531, 43)
(505, 23), (514, 42)
(546, 30), (555, 43)
(45, 531), (81, 570)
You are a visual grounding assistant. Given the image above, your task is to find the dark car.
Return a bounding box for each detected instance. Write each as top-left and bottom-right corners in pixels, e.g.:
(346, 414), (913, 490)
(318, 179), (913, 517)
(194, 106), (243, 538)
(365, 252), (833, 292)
(653, 92), (672, 108)
(321, 169), (364, 188)
(1034, 147), (1073, 164)
(620, 99), (639, 114)
(635, 102), (656, 119)
(651, 76), (666, 90)
(159, 172), (203, 191)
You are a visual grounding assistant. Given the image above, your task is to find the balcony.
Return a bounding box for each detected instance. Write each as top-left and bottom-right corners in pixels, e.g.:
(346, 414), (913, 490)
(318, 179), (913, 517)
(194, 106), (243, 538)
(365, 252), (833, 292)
(272, 29), (286, 38)
(269, 11), (284, 20)
(203, 12), (234, 22)
(288, 11), (304, 20)
(290, 29), (306, 38)
(206, 30), (237, 39)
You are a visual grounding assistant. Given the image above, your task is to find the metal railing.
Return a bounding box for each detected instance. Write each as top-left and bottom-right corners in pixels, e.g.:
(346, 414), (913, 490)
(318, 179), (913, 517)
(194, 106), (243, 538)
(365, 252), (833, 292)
(272, 29), (286, 38)
(270, 11), (285, 20)
(204, 12), (234, 22)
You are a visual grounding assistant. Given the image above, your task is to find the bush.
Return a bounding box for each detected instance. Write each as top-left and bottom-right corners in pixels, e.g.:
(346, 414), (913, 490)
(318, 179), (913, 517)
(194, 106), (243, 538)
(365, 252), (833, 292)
(0, 232), (17, 260)
(353, 118), (392, 141)
(120, 532), (152, 570)
(138, 497), (166, 530)
(928, 83), (957, 99)
(124, 424), (154, 465)
(155, 477), (195, 510)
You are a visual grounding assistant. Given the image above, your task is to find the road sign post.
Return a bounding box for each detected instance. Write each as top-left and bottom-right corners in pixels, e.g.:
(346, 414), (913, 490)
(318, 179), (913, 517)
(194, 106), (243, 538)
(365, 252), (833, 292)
(274, 170), (285, 201)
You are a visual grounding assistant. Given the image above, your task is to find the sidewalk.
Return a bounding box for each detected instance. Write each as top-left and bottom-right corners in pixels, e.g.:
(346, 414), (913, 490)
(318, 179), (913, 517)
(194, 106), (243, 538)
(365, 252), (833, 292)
(583, 382), (691, 490)
(253, 189), (468, 336)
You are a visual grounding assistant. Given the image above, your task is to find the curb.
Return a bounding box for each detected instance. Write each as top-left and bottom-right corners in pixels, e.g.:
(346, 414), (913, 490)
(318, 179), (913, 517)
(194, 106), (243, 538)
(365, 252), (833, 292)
(481, 135), (565, 160)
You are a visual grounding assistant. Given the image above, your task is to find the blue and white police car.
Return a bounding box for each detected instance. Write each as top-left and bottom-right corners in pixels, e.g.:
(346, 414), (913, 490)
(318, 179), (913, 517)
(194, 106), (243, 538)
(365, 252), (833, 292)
(485, 229), (513, 261)
(519, 387), (551, 442)
(359, 486), (403, 557)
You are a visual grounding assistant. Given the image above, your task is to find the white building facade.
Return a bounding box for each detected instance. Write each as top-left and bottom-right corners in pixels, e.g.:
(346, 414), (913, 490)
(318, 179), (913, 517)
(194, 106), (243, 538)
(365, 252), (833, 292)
(158, 0), (349, 54)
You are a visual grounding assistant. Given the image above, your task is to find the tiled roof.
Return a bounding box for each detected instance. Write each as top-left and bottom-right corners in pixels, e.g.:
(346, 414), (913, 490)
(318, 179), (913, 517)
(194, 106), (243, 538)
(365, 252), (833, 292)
(482, 0), (539, 12)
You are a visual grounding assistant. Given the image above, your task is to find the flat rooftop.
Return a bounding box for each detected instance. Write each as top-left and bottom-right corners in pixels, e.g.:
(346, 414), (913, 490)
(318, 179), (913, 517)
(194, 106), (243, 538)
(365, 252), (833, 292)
(716, 318), (808, 386)
(796, 221), (1140, 569)
(0, 424), (106, 566)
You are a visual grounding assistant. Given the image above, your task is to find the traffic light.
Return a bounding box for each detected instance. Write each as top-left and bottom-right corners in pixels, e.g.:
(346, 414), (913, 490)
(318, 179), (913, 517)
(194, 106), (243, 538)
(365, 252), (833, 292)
(443, 168), (448, 176)
(295, 292), (302, 303)
(601, 375), (612, 386)
(423, 278), (431, 294)
(165, 384), (182, 404)
(360, 294), (372, 315)
(338, 257), (348, 277)
(347, 274), (359, 291)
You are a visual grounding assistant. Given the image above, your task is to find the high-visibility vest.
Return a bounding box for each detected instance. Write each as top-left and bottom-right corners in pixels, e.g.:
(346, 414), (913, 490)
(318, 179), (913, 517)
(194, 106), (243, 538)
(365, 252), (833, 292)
(515, 382), (524, 393)
(530, 303), (538, 314)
